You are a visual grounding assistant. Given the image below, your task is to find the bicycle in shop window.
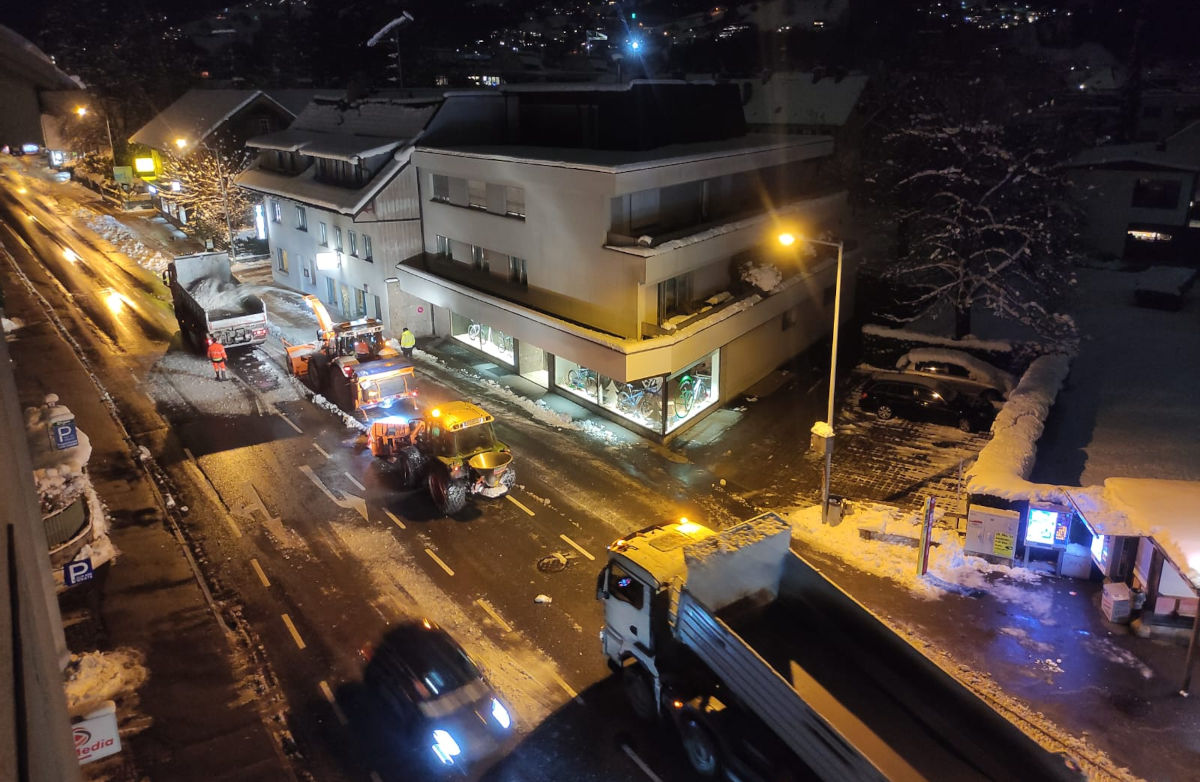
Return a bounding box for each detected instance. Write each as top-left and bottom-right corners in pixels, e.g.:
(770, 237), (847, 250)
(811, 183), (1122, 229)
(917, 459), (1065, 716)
(617, 378), (663, 420)
(466, 322), (514, 354)
(675, 373), (711, 418)
(565, 367), (599, 397)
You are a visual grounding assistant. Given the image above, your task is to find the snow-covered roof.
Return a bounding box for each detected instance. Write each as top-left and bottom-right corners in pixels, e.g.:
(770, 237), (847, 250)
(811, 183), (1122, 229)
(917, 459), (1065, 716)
(235, 148), (412, 216)
(896, 348), (1017, 394)
(248, 128), (402, 161)
(1070, 480), (1200, 592)
(706, 71), (869, 127)
(0, 24), (82, 90)
(129, 89), (291, 152)
(1065, 141), (1200, 172)
(263, 88), (342, 116)
(416, 132), (831, 174)
(245, 128), (315, 152)
(289, 97), (439, 139)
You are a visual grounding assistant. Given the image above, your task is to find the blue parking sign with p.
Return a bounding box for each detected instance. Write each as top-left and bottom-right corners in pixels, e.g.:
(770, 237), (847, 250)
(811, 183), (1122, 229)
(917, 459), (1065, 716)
(50, 418), (79, 450)
(64, 559), (93, 586)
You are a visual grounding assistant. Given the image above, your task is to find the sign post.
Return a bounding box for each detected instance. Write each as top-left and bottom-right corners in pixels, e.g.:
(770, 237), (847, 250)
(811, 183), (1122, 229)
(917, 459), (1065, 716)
(64, 558), (94, 586)
(48, 411), (79, 450)
(917, 497), (936, 576)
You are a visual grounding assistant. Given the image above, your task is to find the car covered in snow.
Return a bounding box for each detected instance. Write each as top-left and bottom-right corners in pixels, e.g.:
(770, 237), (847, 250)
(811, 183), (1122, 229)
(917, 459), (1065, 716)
(859, 372), (997, 433)
(894, 348), (1016, 402)
(363, 619), (515, 776)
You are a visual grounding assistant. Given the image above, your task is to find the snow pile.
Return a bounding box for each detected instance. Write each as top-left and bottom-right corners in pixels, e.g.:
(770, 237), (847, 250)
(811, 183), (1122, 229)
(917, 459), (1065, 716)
(783, 503), (1046, 604)
(739, 260), (783, 293)
(25, 396), (93, 515)
(74, 209), (172, 273)
(965, 354), (1072, 502)
(310, 393), (367, 432)
(2, 316), (24, 334)
(684, 513), (791, 611)
(863, 324), (1014, 353)
(476, 377), (577, 429)
(896, 347), (1017, 394)
(64, 648), (149, 713)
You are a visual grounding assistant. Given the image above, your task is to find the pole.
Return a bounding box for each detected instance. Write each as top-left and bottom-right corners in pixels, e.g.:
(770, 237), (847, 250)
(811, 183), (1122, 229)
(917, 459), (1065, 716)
(213, 149), (236, 257)
(917, 497), (937, 576)
(821, 240), (844, 523)
(1182, 605), (1200, 695)
(103, 115), (116, 165)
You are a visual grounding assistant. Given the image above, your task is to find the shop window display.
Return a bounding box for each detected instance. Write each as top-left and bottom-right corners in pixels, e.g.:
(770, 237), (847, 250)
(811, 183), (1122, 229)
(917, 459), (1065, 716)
(666, 354), (718, 432)
(450, 312), (515, 367)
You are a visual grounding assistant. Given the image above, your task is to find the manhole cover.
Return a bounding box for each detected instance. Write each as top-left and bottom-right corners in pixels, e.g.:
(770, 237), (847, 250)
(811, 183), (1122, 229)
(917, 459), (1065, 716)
(537, 553), (568, 573)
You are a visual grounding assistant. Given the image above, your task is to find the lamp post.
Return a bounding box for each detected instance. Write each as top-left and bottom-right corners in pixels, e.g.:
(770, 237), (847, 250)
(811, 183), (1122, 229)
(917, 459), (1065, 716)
(779, 232), (845, 523)
(176, 137), (237, 257)
(75, 105), (117, 171)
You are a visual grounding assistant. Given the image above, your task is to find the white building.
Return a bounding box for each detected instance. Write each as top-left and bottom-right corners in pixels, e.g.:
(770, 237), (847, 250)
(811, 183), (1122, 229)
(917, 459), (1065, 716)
(235, 95), (440, 332)
(397, 81), (855, 439)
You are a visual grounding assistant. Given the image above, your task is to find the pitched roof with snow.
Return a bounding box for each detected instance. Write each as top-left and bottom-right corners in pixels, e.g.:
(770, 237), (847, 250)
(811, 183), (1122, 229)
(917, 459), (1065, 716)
(1065, 139), (1200, 172)
(0, 24), (82, 91)
(129, 89), (291, 152)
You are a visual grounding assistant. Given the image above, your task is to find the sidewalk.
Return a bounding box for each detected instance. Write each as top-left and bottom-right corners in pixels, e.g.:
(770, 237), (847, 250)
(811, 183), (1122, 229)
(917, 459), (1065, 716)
(3, 254), (292, 780)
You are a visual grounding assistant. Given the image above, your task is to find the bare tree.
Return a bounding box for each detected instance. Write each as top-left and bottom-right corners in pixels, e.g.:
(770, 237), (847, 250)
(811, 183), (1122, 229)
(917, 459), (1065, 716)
(161, 149), (253, 249)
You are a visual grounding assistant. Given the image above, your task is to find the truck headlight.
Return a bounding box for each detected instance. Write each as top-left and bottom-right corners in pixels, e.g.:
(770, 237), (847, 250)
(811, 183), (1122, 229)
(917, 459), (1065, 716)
(490, 698), (511, 730)
(431, 729), (461, 764)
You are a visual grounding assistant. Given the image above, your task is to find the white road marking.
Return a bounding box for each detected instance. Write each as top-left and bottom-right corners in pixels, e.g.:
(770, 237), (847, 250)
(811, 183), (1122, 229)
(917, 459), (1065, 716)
(475, 598), (512, 633)
(344, 472), (365, 491)
(281, 613), (306, 650)
(300, 465), (339, 503)
(385, 510), (406, 530)
(301, 466), (368, 520)
(250, 558), (271, 588)
(183, 447), (196, 461)
(312, 442), (330, 459)
(425, 548), (455, 576)
(560, 534), (596, 561)
(622, 745), (664, 782)
(318, 680), (348, 726)
(506, 494), (535, 516)
(276, 410), (303, 433)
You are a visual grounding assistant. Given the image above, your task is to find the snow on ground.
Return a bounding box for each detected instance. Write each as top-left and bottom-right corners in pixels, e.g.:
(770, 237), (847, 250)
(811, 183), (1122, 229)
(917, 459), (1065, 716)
(2, 316), (23, 334)
(783, 503), (1048, 606)
(144, 346), (306, 416)
(73, 208), (172, 274)
(64, 648), (149, 713)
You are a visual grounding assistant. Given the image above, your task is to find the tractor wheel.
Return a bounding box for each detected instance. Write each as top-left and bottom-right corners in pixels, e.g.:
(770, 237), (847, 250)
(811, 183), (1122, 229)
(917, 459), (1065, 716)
(678, 716), (722, 778)
(397, 446), (427, 489)
(307, 352), (329, 393)
(499, 464), (517, 492)
(428, 469), (468, 515)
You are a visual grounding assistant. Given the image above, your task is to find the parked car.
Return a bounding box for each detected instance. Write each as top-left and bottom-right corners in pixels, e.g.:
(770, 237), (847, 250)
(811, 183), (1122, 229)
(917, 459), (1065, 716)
(363, 619), (515, 776)
(894, 348), (1016, 401)
(859, 372), (997, 433)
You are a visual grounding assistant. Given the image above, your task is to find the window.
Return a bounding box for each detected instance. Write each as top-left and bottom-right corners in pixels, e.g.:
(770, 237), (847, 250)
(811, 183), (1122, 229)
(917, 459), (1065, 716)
(276, 248), (289, 273)
(334, 227), (343, 252)
(471, 245), (484, 269)
(467, 179), (487, 210)
(1132, 178), (1181, 210)
(608, 565), (644, 610)
(435, 235), (450, 256)
(431, 174), (450, 202)
(374, 295), (382, 320)
(318, 222), (328, 246)
(509, 256), (527, 284)
(295, 206), (307, 231)
(355, 288), (367, 317)
(659, 273), (692, 320)
(348, 231), (358, 257)
(326, 277), (336, 304)
(505, 186), (525, 219)
(271, 200), (282, 223)
(363, 234), (373, 261)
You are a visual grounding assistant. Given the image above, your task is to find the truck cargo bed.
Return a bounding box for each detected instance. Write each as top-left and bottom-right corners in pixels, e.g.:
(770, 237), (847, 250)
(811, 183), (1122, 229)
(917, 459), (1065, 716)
(676, 551), (1078, 781)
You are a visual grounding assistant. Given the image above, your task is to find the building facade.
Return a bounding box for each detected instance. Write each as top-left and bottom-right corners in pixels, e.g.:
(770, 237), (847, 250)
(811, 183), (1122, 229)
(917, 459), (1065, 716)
(398, 82), (855, 438)
(236, 96), (441, 333)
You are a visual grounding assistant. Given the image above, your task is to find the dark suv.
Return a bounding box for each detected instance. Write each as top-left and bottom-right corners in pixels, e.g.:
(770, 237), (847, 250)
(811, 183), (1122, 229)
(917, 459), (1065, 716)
(859, 372), (996, 433)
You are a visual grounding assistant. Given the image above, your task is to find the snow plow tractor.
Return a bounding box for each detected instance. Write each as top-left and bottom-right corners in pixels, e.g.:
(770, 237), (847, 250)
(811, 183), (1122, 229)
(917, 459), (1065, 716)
(283, 294), (418, 416)
(368, 401), (516, 515)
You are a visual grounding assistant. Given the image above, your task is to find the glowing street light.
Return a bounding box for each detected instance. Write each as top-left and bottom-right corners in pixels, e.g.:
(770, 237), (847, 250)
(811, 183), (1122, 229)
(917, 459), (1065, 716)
(778, 230), (845, 524)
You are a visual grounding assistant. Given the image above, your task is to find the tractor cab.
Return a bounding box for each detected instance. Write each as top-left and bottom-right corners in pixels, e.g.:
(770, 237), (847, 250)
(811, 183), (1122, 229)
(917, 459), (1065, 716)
(426, 402), (505, 461)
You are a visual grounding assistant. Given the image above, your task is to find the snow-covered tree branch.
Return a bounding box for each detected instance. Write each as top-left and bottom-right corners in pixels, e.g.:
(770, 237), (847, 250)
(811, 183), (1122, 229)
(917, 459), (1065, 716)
(160, 148), (253, 249)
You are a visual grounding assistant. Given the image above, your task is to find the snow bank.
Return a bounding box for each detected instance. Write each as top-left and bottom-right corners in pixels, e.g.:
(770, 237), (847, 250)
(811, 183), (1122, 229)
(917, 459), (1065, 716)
(896, 347), (1017, 393)
(74, 208), (172, 273)
(863, 324), (1013, 353)
(2, 316), (24, 334)
(965, 354), (1072, 502)
(64, 648), (149, 713)
(25, 396), (93, 515)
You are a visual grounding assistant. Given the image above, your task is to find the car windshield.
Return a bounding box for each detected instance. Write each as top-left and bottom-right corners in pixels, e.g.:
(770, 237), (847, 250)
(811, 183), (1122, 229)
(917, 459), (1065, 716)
(402, 631), (483, 701)
(452, 423), (498, 456)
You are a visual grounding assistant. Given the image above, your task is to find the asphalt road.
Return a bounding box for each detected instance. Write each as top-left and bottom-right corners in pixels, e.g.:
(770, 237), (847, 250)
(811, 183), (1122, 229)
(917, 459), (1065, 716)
(0, 165), (755, 782)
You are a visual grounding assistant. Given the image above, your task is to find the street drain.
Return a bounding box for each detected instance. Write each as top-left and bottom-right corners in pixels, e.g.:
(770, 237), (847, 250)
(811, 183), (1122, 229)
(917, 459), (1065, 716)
(537, 553), (568, 573)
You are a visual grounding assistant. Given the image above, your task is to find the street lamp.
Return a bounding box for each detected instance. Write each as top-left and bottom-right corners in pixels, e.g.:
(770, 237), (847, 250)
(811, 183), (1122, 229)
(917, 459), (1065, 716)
(75, 105), (117, 173)
(779, 231), (845, 523)
(176, 137), (237, 257)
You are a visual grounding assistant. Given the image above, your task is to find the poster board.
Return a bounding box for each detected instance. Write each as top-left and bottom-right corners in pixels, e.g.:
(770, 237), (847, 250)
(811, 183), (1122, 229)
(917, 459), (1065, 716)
(966, 505), (1020, 563)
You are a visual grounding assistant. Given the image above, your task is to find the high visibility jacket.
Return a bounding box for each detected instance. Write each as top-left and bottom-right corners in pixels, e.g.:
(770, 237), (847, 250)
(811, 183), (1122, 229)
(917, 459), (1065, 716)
(400, 330), (416, 348)
(207, 342), (227, 363)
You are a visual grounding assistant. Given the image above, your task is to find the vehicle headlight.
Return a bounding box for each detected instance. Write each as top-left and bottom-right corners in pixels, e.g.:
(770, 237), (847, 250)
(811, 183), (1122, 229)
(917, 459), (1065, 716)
(431, 729), (461, 764)
(490, 698), (512, 730)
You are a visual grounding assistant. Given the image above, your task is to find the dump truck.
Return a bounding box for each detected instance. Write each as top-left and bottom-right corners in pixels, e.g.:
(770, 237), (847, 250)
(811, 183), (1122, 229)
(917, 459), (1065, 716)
(284, 294), (418, 416)
(369, 401), (515, 515)
(597, 513), (1082, 782)
(163, 252), (268, 352)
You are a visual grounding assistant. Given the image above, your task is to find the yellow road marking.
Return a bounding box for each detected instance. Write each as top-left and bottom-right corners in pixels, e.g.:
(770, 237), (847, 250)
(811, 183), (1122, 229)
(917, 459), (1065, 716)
(506, 494), (535, 516)
(250, 558), (270, 588)
(281, 613), (306, 650)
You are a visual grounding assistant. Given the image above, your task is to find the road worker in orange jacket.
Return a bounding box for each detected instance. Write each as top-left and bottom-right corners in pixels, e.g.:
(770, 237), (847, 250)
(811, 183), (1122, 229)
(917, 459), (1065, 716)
(207, 336), (228, 381)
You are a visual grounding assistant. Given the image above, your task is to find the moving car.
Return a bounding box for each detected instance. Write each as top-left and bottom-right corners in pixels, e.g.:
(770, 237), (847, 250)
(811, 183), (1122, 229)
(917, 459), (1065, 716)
(364, 620), (514, 776)
(894, 348), (1015, 401)
(859, 372), (996, 433)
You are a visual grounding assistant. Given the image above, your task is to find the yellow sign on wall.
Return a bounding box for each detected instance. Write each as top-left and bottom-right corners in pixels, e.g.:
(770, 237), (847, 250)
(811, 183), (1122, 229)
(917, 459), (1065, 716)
(993, 532), (1016, 558)
(133, 157), (155, 173)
